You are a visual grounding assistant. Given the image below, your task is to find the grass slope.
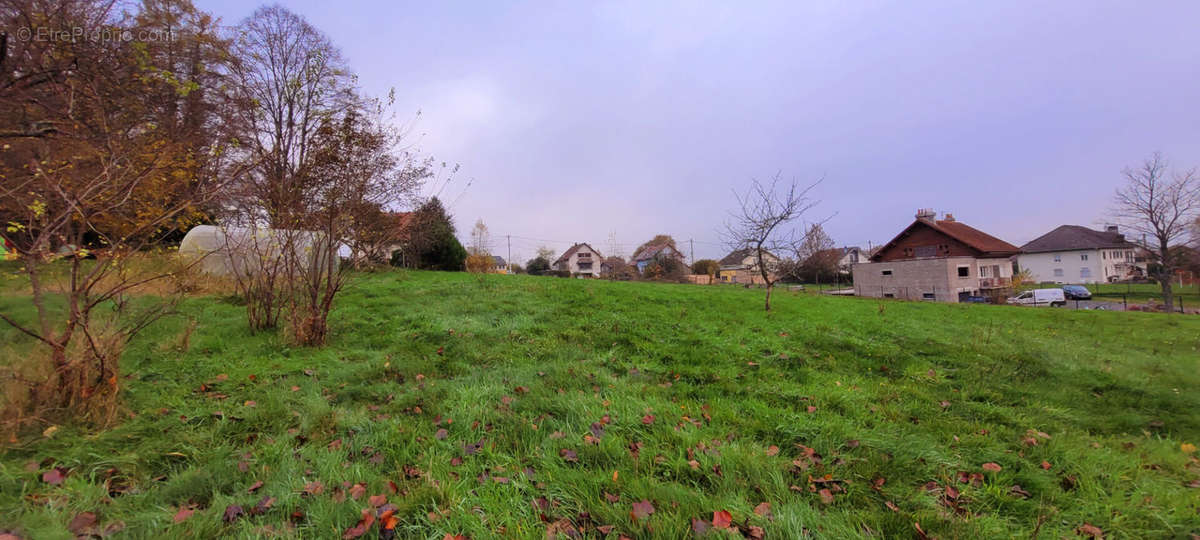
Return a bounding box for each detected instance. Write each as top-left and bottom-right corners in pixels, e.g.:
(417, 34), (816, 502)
(2, 270), (1199, 538)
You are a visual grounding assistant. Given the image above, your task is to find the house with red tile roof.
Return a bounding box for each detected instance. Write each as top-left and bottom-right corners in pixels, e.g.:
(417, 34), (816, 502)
(852, 209), (1020, 302)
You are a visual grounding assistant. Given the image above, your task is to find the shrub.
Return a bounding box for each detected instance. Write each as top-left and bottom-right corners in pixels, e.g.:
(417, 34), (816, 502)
(465, 253), (494, 273)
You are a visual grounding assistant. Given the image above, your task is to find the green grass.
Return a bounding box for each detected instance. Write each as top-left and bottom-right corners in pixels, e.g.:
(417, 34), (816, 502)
(2, 270), (1199, 538)
(1087, 282), (1200, 304)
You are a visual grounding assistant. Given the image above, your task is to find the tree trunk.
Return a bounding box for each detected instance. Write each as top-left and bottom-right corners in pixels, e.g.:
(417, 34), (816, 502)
(1159, 241), (1175, 313)
(764, 282), (773, 311)
(1162, 279), (1175, 313)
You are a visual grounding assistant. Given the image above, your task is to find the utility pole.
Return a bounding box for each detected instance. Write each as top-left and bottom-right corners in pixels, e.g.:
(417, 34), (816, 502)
(689, 238), (694, 267)
(507, 235), (511, 273)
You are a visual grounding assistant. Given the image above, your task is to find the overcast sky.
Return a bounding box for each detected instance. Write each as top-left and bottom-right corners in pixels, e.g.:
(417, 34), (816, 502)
(205, 0), (1200, 263)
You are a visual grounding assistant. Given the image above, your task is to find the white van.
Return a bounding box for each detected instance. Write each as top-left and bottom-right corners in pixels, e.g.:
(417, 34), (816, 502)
(1007, 288), (1066, 307)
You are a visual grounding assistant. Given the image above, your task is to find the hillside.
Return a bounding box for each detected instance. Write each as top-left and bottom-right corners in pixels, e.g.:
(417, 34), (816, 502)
(2, 271), (1199, 538)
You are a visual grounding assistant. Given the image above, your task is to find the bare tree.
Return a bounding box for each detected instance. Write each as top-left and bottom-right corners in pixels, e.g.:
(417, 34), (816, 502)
(469, 219), (492, 256)
(228, 4), (352, 227)
(723, 173), (821, 311)
(1112, 152), (1200, 312)
(287, 98), (430, 345)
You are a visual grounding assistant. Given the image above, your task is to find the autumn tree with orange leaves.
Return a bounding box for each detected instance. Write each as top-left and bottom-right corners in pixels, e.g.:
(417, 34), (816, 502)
(0, 0), (244, 429)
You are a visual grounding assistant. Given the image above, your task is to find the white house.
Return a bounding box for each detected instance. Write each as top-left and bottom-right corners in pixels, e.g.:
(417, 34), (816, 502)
(1017, 225), (1147, 284)
(837, 247), (866, 274)
(553, 243), (603, 277)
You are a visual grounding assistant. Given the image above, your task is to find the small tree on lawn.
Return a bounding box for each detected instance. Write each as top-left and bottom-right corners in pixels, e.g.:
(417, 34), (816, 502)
(0, 0), (240, 426)
(1111, 152), (1200, 312)
(288, 99), (428, 346)
(691, 259), (720, 278)
(723, 172), (821, 311)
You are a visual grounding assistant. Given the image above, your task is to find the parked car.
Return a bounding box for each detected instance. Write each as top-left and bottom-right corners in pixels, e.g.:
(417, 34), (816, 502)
(1007, 288), (1066, 307)
(1062, 285), (1092, 300)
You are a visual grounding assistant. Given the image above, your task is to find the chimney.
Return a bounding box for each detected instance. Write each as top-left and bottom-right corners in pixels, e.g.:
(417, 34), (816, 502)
(915, 208), (936, 221)
(1105, 224), (1118, 233)
(943, 213), (955, 222)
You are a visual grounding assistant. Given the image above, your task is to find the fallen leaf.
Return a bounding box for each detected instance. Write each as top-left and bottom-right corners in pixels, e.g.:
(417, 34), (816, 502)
(691, 518), (711, 535)
(806, 406), (817, 414)
(1182, 443), (1197, 454)
(819, 488), (834, 504)
(343, 508), (375, 539)
(251, 496), (275, 515)
(368, 494), (387, 507)
(630, 500), (655, 521)
(1076, 523), (1104, 538)
(712, 509), (732, 529)
(641, 414), (655, 425)
(173, 507), (194, 523)
(42, 468), (66, 485)
(753, 502), (772, 518)
(304, 481), (325, 495)
(604, 492), (620, 503)
(435, 428), (448, 440)
(885, 501), (899, 512)
(597, 524), (615, 534)
(247, 480), (263, 493)
(68, 511), (97, 534)
(765, 445), (779, 456)
(1041, 461), (1052, 470)
(349, 483), (366, 500)
(559, 448), (578, 463)
(222, 505), (244, 522)
(982, 462), (1002, 473)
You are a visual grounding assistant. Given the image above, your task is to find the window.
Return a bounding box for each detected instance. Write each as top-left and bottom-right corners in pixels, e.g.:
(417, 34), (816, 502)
(881, 269), (893, 276)
(922, 292), (936, 300)
(1053, 268), (1064, 277)
(1125, 250), (1132, 259)
(1080, 267), (1091, 278)
(980, 266), (991, 277)
(914, 246), (937, 258)
(1080, 253), (1088, 261)
(957, 266), (969, 277)
(883, 293), (895, 298)
(1102, 251), (1107, 260)
(1053, 254), (1062, 262)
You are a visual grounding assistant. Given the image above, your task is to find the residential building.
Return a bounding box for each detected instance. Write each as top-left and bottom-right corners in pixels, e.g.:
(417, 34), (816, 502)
(491, 255), (508, 274)
(553, 243), (603, 277)
(837, 247), (866, 274)
(1017, 225), (1147, 284)
(631, 242), (686, 273)
(718, 247), (780, 284)
(852, 209), (1020, 302)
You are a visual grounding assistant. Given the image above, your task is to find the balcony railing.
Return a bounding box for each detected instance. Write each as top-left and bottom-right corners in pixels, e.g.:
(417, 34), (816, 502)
(979, 277), (1011, 288)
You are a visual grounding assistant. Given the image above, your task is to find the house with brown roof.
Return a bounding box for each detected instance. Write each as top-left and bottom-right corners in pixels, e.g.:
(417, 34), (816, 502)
(631, 243), (685, 274)
(852, 209), (1020, 302)
(718, 247), (780, 284)
(553, 243), (603, 277)
(1017, 225), (1147, 284)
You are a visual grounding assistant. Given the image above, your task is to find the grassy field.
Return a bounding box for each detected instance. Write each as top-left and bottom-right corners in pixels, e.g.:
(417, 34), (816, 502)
(1, 270), (1199, 538)
(1087, 282), (1200, 304)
